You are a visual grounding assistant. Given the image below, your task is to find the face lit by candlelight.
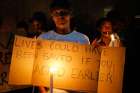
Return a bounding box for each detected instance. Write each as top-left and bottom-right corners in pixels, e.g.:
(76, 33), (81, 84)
(51, 8), (71, 30)
(31, 20), (42, 32)
(100, 21), (112, 38)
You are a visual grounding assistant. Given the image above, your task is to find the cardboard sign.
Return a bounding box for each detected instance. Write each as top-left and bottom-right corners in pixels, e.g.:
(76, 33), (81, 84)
(32, 39), (101, 92)
(97, 47), (125, 93)
(0, 50), (11, 92)
(8, 36), (36, 85)
(0, 49), (29, 92)
(9, 36), (101, 92)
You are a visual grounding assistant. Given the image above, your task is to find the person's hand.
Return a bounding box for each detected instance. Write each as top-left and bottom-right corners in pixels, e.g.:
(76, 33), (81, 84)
(38, 86), (48, 93)
(92, 39), (100, 48)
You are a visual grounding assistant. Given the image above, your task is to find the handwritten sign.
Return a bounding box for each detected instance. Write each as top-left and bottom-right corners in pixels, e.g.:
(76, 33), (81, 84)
(9, 36), (101, 92)
(8, 36), (126, 92)
(8, 36), (36, 85)
(0, 50), (11, 92)
(97, 47), (125, 93)
(32, 39), (101, 92)
(0, 49), (28, 92)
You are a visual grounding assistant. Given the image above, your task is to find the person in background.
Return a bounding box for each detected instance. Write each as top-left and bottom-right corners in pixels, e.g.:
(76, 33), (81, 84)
(92, 17), (121, 47)
(106, 10), (127, 46)
(16, 20), (29, 37)
(38, 0), (90, 93)
(28, 11), (48, 38)
(15, 12), (48, 93)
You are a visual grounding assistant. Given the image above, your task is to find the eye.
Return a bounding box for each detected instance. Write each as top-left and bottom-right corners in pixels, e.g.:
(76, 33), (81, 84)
(52, 10), (70, 16)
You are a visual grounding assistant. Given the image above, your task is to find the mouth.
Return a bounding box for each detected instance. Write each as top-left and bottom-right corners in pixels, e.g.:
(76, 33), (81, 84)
(58, 21), (65, 25)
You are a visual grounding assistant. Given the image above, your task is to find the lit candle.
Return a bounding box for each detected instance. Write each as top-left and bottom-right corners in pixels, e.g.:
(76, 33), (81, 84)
(50, 72), (53, 93)
(49, 63), (58, 93)
(110, 34), (115, 47)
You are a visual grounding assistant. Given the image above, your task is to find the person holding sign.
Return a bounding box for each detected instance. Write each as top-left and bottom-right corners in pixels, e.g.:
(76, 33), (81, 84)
(38, 0), (90, 44)
(92, 17), (122, 47)
(38, 0), (90, 93)
(92, 17), (125, 93)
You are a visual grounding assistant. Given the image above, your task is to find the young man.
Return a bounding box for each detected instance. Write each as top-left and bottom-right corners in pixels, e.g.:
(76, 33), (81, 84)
(38, 0), (90, 93)
(38, 0), (90, 44)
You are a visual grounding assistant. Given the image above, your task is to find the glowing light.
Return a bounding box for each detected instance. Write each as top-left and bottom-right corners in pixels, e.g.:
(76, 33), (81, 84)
(49, 62), (59, 74)
(49, 62), (60, 93)
(110, 34), (115, 41)
(49, 65), (57, 74)
(110, 34), (115, 47)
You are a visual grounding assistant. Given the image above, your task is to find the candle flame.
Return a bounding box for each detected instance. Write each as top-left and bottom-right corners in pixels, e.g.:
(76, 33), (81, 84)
(49, 62), (59, 74)
(110, 34), (115, 41)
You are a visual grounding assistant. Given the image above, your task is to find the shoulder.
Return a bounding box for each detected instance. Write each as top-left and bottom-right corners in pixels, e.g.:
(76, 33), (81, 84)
(72, 30), (90, 44)
(72, 30), (89, 38)
(38, 30), (54, 39)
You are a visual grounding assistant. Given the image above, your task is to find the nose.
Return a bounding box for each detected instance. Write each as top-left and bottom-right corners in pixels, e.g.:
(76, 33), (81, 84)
(106, 32), (110, 36)
(105, 26), (111, 30)
(60, 15), (65, 20)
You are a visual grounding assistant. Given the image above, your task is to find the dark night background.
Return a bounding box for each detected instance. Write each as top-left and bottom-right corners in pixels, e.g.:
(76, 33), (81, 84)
(0, 0), (139, 40)
(0, 0), (139, 93)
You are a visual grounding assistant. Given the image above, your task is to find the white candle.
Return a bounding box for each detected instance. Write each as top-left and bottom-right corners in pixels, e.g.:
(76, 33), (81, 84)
(50, 72), (53, 93)
(49, 63), (58, 93)
(110, 34), (115, 47)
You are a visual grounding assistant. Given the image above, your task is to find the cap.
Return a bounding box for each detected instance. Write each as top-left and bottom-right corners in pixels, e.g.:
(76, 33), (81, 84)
(49, 0), (72, 11)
